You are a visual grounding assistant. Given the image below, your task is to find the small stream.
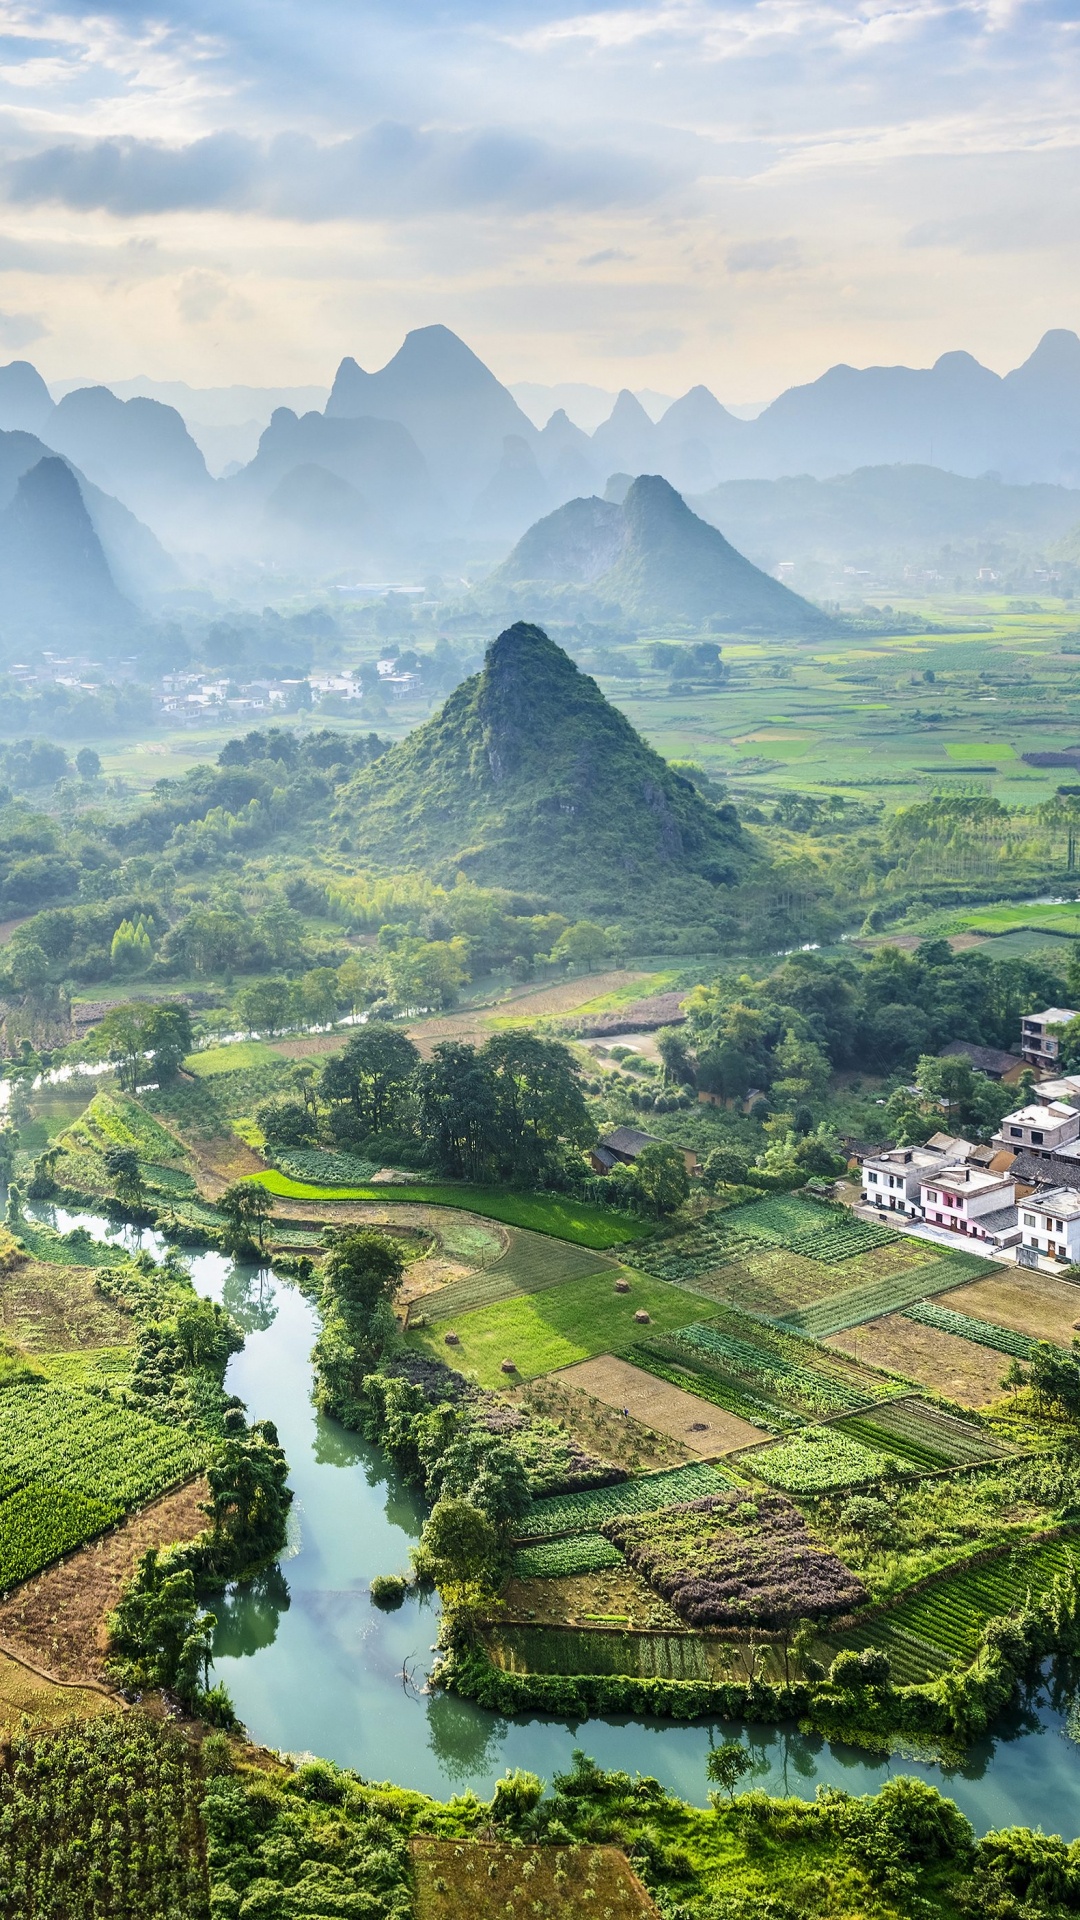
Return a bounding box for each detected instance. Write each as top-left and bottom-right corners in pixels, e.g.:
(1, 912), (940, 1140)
(29, 1203), (1080, 1828)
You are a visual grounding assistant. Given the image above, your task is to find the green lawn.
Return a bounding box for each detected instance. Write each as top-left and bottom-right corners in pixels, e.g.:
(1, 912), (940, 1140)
(246, 1169), (646, 1247)
(407, 1267), (711, 1386)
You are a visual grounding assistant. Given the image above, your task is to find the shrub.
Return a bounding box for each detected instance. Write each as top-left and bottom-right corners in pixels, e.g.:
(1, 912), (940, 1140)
(369, 1573), (407, 1609)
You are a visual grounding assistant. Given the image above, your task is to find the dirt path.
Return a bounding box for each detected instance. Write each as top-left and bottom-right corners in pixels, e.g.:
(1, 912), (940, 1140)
(0, 1479), (208, 1687)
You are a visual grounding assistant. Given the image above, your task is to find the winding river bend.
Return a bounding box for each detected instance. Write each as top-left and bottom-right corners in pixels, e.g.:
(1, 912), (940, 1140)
(32, 1204), (1080, 1829)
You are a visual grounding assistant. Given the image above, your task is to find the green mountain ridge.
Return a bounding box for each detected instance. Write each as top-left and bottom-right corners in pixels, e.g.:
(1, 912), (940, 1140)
(336, 621), (749, 919)
(473, 473), (831, 633)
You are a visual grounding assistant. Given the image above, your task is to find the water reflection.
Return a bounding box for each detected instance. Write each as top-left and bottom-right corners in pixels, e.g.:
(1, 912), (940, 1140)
(426, 1691), (509, 1785)
(221, 1264), (279, 1335)
(213, 1565), (292, 1658)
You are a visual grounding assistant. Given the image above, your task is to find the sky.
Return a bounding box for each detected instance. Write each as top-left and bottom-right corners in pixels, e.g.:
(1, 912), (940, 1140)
(0, 0), (1074, 400)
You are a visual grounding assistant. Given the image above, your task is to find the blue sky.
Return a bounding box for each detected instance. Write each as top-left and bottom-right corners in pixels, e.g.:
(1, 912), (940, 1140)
(0, 0), (1074, 396)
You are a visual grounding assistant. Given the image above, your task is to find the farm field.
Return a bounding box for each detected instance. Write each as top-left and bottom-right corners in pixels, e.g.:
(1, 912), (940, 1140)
(830, 1533), (1080, 1681)
(748, 1426), (888, 1493)
(0, 1255), (133, 1354)
(825, 1313), (1010, 1406)
(415, 1234), (615, 1323)
(779, 1250), (999, 1339)
(518, 1460), (737, 1539)
(520, 1375), (692, 1473)
(249, 1169), (645, 1246)
(834, 1397), (1011, 1470)
(0, 1383), (203, 1588)
(550, 1355), (764, 1454)
(655, 1308), (909, 1419)
(500, 1560), (683, 1630)
(408, 1269), (708, 1387)
(937, 1271), (1080, 1346)
(411, 1839), (662, 1920)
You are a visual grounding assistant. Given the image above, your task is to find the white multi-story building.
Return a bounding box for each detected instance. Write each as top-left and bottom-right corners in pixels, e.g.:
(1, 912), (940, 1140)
(1020, 1008), (1079, 1071)
(993, 1101), (1080, 1158)
(1017, 1188), (1080, 1264)
(861, 1137), (972, 1218)
(919, 1166), (1022, 1244)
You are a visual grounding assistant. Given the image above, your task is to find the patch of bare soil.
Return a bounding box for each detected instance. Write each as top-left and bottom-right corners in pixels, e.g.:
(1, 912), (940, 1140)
(826, 1314), (1007, 1407)
(0, 1258), (133, 1352)
(938, 1271), (1080, 1347)
(0, 1480), (208, 1686)
(551, 1355), (764, 1455)
(188, 1135), (266, 1196)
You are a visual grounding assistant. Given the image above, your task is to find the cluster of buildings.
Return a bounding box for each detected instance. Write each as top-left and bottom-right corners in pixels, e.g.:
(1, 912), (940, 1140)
(859, 1006), (1080, 1271)
(158, 658), (424, 722)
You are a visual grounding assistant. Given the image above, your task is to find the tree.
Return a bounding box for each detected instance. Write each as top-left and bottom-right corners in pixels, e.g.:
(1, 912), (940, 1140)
(413, 1042), (499, 1180)
(173, 1296), (243, 1372)
(414, 1498), (500, 1607)
(480, 1030), (593, 1181)
(75, 747), (101, 780)
(90, 1001), (192, 1093)
(299, 967), (341, 1027)
(551, 921), (609, 972)
(706, 1743), (753, 1805)
(772, 1028), (830, 1106)
(630, 1141), (690, 1216)
(322, 1229), (405, 1333)
(237, 978), (296, 1037)
(1050, 1014), (1080, 1073)
(218, 1180), (275, 1252)
(656, 1026), (695, 1086)
(103, 1142), (143, 1208)
(106, 1548), (216, 1703)
(256, 1097), (316, 1151)
(319, 1026), (420, 1140)
(205, 1418), (292, 1567)
(702, 1145), (750, 1189)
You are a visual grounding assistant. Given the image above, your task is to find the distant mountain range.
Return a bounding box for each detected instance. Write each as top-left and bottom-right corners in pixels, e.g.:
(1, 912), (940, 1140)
(0, 322), (1078, 611)
(477, 475), (830, 633)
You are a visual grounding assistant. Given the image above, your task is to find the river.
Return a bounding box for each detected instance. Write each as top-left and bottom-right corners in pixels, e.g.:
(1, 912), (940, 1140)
(29, 1203), (1080, 1828)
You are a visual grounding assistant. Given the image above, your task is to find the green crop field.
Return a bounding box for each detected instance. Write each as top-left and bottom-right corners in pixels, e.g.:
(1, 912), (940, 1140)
(517, 1461), (736, 1540)
(512, 1534), (625, 1579)
(832, 1534), (1080, 1680)
(660, 1309), (906, 1418)
(750, 1427), (889, 1493)
(835, 1396), (1010, 1468)
(781, 1250), (998, 1338)
(408, 1270), (708, 1385)
(903, 1299), (1068, 1360)
(417, 1236), (616, 1324)
(248, 1169), (645, 1246)
(275, 1148), (381, 1183)
(186, 1041), (280, 1076)
(0, 1383), (203, 1587)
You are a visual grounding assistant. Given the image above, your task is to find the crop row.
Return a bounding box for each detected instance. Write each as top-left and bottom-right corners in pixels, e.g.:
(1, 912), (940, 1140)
(627, 1338), (794, 1430)
(856, 1396), (1009, 1464)
(670, 1319), (889, 1415)
(838, 1536), (1080, 1671)
(491, 1623), (718, 1680)
(513, 1534), (624, 1579)
(780, 1262), (971, 1339)
(902, 1299), (1056, 1361)
(750, 1427), (889, 1493)
(517, 1461), (735, 1540)
(420, 1240), (612, 1324)
(834, 1415), (951, 1473)
(83, 1092), (184, 1164)
(732, 1194), (899, 1264)
(0, 1383), (203, 1586)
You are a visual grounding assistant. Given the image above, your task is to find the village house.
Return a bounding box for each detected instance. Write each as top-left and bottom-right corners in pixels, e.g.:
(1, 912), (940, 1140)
(919, 1165), (1025, 1246)
(1017, 1187), (1080, 1265)
(590, 1126), (699, 1176)
(940, 1040), (1028, 1083)
(860, 1134), (972, 1219)
(992, 1101), (1080, 1159)
(1019, 1008), (1079, 1071)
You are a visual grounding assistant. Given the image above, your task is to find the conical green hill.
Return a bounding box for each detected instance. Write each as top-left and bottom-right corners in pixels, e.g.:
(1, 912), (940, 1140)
(336, 622), (748, 916)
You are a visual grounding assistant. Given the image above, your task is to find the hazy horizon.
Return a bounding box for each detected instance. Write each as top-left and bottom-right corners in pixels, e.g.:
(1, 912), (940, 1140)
(0, 0), (1070, 401)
